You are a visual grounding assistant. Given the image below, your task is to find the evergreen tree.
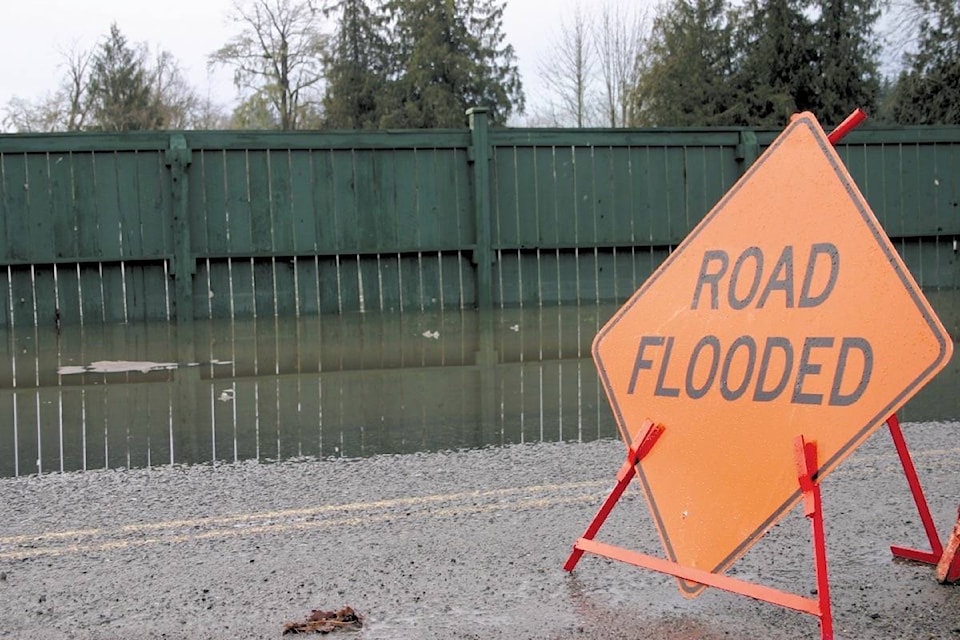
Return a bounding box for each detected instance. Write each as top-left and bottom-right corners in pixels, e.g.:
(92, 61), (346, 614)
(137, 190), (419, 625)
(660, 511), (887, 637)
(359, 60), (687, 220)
(631, 0), (739, 126)
(4, 28), (214, 132)
(732, 0), (818, 126)
(87, 23), (163, 131)
(323, 0), (390, 128)
(379, 0), (523, 128)
(811, 0), (882, 125)
(887, 0), (960, 124)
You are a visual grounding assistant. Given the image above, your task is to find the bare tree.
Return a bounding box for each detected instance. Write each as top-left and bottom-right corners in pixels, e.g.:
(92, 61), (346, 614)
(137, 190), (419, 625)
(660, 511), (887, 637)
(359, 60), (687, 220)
(63, 44), (93, 130)
(192, 97), (234, 129)
(879, 0), (924, 72)
(594, 2), (648, 127)
(535, 0), (650, 128)
(538, 4), (597, 127)
(516, 102), (567, 127)
(209, 0), (330, 129)
(2, 44), (92, 132)
(151, 49), (204, 128)
(3, 95), (61, 132)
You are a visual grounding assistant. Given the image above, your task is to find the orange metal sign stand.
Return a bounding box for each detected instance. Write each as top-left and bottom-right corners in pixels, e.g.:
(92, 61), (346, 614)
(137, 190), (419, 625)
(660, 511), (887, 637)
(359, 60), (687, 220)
(564, 110), (953, 640)
(564, 421), (834, 637)
(564, 412), (947, 640)
(590, 108), (952, 595)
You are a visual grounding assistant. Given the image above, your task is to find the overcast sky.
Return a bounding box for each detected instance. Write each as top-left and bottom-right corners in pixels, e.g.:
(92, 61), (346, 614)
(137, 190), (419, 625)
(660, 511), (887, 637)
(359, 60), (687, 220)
(0, 0), (656, 126)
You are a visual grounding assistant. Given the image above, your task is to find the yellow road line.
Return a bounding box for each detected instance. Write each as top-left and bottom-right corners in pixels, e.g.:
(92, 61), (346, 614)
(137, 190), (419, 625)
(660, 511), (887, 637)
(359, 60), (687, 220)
(0, 492), (607, 561)
(0, 479), (608, 546)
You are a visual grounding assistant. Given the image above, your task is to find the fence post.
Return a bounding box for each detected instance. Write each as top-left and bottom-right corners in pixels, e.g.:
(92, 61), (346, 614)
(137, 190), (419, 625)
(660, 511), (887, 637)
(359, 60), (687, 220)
(467, 107), (494, 309)
(165, 134), (194, 324)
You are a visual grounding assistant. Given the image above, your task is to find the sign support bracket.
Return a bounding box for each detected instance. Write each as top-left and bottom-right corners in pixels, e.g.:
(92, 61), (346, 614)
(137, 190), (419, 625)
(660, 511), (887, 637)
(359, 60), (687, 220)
(565, 433), (835, 640)
(562, 419), (664, 572)
(886, 413), (945, 564)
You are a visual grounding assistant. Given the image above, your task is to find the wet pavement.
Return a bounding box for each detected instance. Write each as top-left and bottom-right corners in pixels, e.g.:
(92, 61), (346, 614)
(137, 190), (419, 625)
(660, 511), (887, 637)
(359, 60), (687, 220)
(1, 421), (959, 639)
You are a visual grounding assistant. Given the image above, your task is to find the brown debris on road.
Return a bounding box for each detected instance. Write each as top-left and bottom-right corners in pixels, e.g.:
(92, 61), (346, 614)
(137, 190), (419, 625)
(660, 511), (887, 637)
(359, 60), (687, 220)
(282, 606), (363, 634)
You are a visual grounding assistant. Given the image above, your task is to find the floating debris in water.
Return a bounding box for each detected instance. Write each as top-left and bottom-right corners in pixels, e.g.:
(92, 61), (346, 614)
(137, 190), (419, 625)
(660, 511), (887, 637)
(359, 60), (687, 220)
(421, 330), (440, 340)
(58, 360), (178, 375)
(282, 606), (363, 634)
(57, 360), (233, 375)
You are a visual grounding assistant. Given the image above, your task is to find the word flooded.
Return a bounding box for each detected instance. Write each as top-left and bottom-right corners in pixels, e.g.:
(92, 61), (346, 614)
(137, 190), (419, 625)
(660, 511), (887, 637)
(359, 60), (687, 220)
(627, 243), (873, 406)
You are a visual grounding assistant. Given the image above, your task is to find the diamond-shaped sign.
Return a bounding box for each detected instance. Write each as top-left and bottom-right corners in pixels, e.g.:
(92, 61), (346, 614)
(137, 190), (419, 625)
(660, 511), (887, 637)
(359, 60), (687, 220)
(592, 113), (953, 596)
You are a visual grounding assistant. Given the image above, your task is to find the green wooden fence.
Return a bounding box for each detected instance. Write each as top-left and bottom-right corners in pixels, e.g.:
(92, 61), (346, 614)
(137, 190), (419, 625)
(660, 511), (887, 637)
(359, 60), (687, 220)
(0, 109), (957, 329)
(1, 112), (959, 476)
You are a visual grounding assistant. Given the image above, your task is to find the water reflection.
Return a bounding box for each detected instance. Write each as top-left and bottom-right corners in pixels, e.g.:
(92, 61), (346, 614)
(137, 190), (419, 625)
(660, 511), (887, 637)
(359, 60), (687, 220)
(0, 291), (957, 477)
(0, 304), (619, 477)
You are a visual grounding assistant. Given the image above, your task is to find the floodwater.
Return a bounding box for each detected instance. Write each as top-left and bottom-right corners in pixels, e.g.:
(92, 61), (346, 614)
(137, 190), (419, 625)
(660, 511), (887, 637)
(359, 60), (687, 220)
(0, 303), (619, 477)
(1, 290), (958, 478)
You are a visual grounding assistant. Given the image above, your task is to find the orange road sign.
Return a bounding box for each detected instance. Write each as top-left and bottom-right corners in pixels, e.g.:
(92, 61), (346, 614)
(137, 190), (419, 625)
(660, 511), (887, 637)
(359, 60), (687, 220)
(592, 112), (953, 596)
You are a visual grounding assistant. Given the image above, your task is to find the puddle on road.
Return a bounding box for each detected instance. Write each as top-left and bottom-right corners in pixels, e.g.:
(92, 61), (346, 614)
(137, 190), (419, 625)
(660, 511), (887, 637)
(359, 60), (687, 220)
(0, 290), (957, 477)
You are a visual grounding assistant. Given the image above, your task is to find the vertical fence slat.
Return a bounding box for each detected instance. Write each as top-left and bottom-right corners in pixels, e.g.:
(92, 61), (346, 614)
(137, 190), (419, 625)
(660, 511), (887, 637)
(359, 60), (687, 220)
(26, 154), (54, 264)
(332, 149), (359, 253)
(249, 150), (274, 254)
(312, 150), (336, 255)
(95, 153), (122, 261)
(4, 155), (29, 263)
(119, 155), (147, 282)
(393, 149), (418, 250)
(0, 154), (10, 264)
(270, 149), (294, 254)
(354, 149), (379, 252)
(574, 146), (595, 249)
(225, 150), (253, 253)
(600, 146), (624, 247)
(494, 147), (519, 251)
(916, 141), (940, 238)
(862, 143), (890, 232)
(201, 150), (229, 256)
(665, 145), (687, 244)
(290, 150), (316, 255)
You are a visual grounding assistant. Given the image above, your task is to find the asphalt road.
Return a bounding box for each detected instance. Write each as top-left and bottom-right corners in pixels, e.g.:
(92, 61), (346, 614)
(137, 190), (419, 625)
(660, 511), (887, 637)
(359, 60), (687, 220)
(1, 421), (959, 639)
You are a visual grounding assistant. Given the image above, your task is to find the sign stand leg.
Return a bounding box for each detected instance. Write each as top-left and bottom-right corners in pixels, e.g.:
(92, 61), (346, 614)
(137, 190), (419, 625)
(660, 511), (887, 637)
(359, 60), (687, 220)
(795, 436), (833, 640)
(565, 434), (835, 640)
(563, 420), (664, 572)
(886, 414), (944, 564)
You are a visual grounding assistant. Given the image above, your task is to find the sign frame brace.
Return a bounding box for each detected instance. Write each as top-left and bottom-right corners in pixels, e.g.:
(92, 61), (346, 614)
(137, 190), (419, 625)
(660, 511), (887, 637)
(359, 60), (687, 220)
(564, 423), (836, 639)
